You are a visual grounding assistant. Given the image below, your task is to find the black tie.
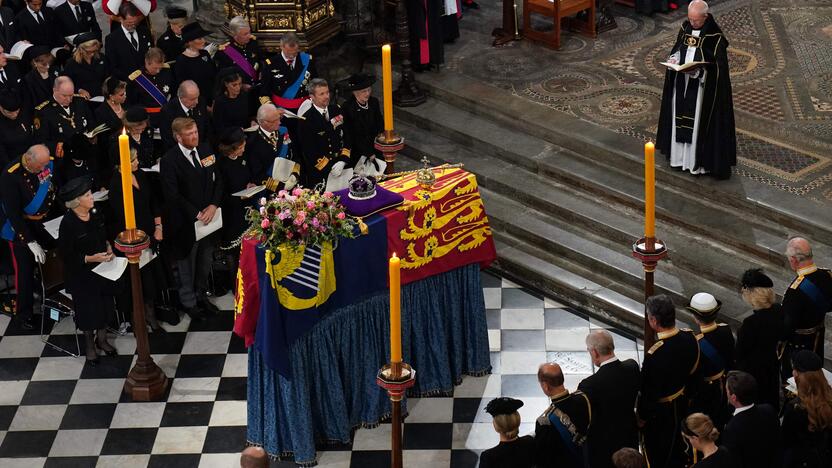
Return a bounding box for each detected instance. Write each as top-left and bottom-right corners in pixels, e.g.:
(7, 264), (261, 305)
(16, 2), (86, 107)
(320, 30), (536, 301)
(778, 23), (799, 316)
(322, 109), (328, 121)
(129, 32), (138, 51)
(186, 109), (193, 118)
(0, 69), (6, 83)
(190, 150), (200, 168)
(35, 13), (43, 25)
(75, 5), (82, 23)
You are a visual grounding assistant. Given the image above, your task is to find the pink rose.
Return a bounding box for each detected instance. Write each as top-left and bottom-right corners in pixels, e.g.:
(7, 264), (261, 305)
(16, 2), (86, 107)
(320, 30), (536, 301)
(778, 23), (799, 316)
(306, 201), (316, 210)
(303, 223), (308, 229)
(323, 191), (333, 199)
(278, 190), (288, 198)
(292, 188), (303, 197)
(312, 218), (320, 227)
(286, 232), (294, 239)
(336, 212), (346, 220)
(260, 219), (270, 229)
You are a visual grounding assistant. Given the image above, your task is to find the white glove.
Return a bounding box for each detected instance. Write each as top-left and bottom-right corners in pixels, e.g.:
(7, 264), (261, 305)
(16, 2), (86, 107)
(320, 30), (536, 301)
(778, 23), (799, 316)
(28, 242), (46, 264)
(330, 161), (346, 177)
(284, 174), (298, 190)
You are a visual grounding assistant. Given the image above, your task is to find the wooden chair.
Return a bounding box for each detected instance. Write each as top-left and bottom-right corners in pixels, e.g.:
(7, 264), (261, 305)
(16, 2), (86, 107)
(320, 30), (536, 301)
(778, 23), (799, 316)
(522, 0), (597, 50)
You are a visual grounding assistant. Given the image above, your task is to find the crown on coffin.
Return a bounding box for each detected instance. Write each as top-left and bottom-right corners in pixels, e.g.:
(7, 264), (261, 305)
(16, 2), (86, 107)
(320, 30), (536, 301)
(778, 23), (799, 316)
(348, 173), (377, 200)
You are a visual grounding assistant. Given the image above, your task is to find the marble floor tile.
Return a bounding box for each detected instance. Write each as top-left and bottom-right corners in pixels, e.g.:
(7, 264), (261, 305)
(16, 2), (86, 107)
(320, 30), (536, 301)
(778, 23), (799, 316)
(488, 329), (500, 352)
(404, 398), (454, 424)
(546, 351), (593, 374)
(499, 351), (547, 375)
(31, 356), (86, 381)
(315, 450), (352, 467)
(95, 454), (152, 468)
(220, 353), (247, 377)
(180, 332), (232, 355)
(151, 426), (209, 454)
(0, 457), (47, 468)
(501, 330), (546, 351)
(351, 423), (392, 451)
(110, 402), (167, 429)
(544, 309), (590, 329)
(70, 379), (126, 405)
(501, 288), (544, 309)
(48, 428), (108, 456)
(0, 335), (46, 358)
(0, 381), (31, 406)
(207, 401), (247, 426)
(453, 374), (501, 398)
(452, 422), (498, 450)
(483, 288), (501, 309)
(500, 308), (545, 330)
(9, 405), (67, 431)
(167, 377), (220, 403)
(402, 448), (451, 466)
(545, 328), (590, 351)
(199, 453), (242, 468)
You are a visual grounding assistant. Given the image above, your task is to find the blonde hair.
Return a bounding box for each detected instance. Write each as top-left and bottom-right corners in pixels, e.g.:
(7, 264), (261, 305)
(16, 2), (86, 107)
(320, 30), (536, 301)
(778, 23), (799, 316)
(171, 117), (197, 135)
(684, 413), (720, 442)
(492, 412), (521, 439)
(72, 39), (101, 63)
(741, 287), (775, 310)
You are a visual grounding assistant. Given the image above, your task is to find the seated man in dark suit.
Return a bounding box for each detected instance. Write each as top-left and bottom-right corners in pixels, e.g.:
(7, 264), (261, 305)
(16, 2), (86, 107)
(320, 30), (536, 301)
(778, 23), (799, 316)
(0, 4), (15, 51)
(14, 0), (59, 47)
(160, 117), (223, 321)
(159, 80), (211, 150)
(104, 2), (152, 81)
(0, 45), (23, 96)
(53, 0), (100, 42)
(578, 330), (641, 468)
(722, 370), (783, 468)
(297, 78), (350, 190)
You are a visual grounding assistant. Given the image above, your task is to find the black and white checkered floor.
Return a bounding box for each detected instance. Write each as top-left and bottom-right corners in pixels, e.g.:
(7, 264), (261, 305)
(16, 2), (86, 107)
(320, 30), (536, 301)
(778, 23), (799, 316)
(0, 271), (644, 467)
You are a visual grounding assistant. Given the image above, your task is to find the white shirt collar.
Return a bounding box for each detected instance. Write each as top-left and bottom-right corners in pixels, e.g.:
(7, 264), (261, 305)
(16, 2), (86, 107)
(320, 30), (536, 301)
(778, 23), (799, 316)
(259, 127), (273, 138)
(179, 99), (191, 115)
(179, 143), (198, 166)
(281, 52), (295, 63)
(122, 24), (136, 38)
(313, 103), (327, 115)
(28, 6), (41, 19)
(733, 403), (754, 415)
(598, 356), (619, 368)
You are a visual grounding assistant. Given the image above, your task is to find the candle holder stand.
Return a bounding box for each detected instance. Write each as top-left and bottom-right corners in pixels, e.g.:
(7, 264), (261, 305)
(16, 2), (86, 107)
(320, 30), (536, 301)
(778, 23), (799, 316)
(632, 237), (668, 351)
(376, 362), (416, 468)
(115, 229), (168, 401)
(391, 0), (426, 107)
(375, 130), (406, 175)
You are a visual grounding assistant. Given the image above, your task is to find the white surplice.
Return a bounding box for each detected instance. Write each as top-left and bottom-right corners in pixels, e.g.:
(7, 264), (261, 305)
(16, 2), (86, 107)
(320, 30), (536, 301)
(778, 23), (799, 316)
(669, 30), (708, 175)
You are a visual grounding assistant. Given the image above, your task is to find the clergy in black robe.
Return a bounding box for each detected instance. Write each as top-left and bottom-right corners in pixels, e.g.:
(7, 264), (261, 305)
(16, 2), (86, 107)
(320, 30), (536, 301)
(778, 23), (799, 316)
(656, 3), (736, 180)
(407, 0), (446, 69)
(342, 73), (387, 176)
(737, 269), (784, 407)
(535, 363), (591, 468)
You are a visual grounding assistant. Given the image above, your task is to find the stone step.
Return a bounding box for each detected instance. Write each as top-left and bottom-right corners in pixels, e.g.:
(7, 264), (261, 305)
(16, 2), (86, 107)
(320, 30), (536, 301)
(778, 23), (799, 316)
(406, 71), (832, 247)
(395, 97), (832, 271)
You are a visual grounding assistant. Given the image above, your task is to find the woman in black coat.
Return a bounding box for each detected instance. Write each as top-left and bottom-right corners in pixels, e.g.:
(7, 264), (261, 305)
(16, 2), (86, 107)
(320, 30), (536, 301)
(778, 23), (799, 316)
(683, 413), (737, 468)
(22, 46), (59, 107)
(480, 397), (536, 468)
(172, 23), (216, 106)
(63, 34), (106, 105)
(212, 68), (252, 132)
(108, 106), (158, 171)
(58, 176), (119, 364)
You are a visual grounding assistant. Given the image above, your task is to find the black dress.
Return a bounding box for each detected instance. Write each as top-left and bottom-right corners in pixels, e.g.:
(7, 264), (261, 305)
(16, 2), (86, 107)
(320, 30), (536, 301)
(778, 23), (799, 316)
(342, 95), (384, 167)
(735, 304), (784, 407)
(172, 51), (216, 105)
(693, 447), (737, 467)
(782, 399), (832, 468)
(58, 209), (117, 331)
(63, 56), (107, 99)
(218, 153), (254, 245)
(212, 91), (252, 133)
(479, 436), (536, 468)
(23, 68), (58, 107)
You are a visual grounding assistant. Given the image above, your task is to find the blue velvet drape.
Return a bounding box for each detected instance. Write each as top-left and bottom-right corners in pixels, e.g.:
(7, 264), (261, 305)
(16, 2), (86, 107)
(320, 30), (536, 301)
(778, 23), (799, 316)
(247, 263), (491, 465)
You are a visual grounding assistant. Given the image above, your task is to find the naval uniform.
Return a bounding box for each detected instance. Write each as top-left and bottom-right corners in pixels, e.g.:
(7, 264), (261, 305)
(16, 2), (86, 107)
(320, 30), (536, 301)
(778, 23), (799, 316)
(33, 96), (93, 159)
(638, 327), (701, 468)
(215, 39), (261, 86)
(298, 103), (350, 190)
(781, 264), (832, 377)
(692, 322), (735, 430)
(735, 303), (784, 407)
(0, 156), (57, 322)
(534, 390), (591, 468)
(156, 27), (183, 65)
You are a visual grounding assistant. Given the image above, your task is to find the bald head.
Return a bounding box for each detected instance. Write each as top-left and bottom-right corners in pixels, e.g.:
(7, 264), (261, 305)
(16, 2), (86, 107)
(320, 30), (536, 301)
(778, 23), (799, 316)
(23, 144), (51, 174)
(53, 76), (75, 107)
(177, 80), (200, 109)
(786, 236), (813, 271)
(586, 330), (615, 365)
(688, 0), (709, 28)
(538, 363), (565, 396)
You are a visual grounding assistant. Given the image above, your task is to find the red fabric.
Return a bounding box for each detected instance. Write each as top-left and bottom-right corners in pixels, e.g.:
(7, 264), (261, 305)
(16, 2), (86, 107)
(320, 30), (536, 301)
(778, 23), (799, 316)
(380, 169), (496, 285)
(102, 0), (158, 16)
(420, 0), (430, 64)
(8, 241), (19, 313)
(271, 95), (308, 111)
(233, 238), (262, 347)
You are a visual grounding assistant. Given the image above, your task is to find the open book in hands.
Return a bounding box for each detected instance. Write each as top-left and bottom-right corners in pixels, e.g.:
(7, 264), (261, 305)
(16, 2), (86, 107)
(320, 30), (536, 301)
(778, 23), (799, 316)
(660, 61), (709, 72)
(84, 123), (110, 139)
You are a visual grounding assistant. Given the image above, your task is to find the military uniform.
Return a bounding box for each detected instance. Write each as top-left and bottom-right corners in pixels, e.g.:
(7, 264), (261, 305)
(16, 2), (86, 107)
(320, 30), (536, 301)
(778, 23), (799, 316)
(0, 111), (34, 167)
(156, 28), (183, 65)
(298, 102), (350, 190)
(0, 156), (57, 325)
(258, 52), (317, 111)
(215, 38), (261, 86)
(534, 390), (591, 468)
(244, 126), (297, 186)
(33, 96), (93, 158)
(781, 265), (832, 376)
(692, 322), (735, 430)
(638, 327), (701, 468)
(127, 65), (173, 130)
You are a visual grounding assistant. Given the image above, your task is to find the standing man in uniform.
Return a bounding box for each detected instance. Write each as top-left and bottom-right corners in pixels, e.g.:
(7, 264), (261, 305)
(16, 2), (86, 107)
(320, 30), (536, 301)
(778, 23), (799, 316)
(155, 6), (187, 65)
(34, 76), (92, 158)
(297, 78), (349, 190)
(535, 362), (591, 468)
(0, 144), (56, 329)
(245, 103), (298, 189)
(216, 16), (260, 90)
(259, 32), (316, 142)
(638, 294), (701, 468)
(781, 236), (832, 377)
(687, 292), (735, 430)
(578, 330), (641, 468)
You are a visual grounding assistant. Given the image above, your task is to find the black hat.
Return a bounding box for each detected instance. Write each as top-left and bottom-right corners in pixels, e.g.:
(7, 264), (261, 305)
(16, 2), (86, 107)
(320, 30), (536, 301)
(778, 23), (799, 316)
(181, 22), (211, 43)
(165, 6), (188, 20)
(0, 92), (21, 112)
(72, 31), (100, 47)
(219, 127), (245, 147)
(792, 350), (823, 373)
(124, 106), (148, 123)
(23, 45), (52, 62)
(345, 73), (376, 91)
(484, 397), (524, 417)
(64, 133), (94, 161)
(59, 175), (92, 202)
(740, 268), (774, 290)
(103, 76), (124, 97)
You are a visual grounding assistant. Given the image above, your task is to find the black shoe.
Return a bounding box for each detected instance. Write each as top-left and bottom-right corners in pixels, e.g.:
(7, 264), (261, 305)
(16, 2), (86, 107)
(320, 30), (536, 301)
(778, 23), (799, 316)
(97, 344), (118, 357)
(198, 300), (220, 316)
(157, 306), (181, 326)
(86, 357), (100, 366)
(185, 306), (205, 321)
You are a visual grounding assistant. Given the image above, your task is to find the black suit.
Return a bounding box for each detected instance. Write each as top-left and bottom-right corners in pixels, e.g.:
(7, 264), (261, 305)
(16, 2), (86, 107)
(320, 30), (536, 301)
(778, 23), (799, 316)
(0, 6), (16, 51)
(578, 358), (640, 468)
(159, 98), (212, 151)
(722, 404), (782, 468)
(53, 1), (100, 40)
(0, 62), (24, 97)
(298, 103), (349, 189)
(104, 25), (152, 81)
(13, 6), (58, 47)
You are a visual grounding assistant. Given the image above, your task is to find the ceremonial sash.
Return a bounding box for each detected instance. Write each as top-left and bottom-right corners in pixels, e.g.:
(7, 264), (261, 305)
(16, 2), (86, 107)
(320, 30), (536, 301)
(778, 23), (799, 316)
(1, 161), (53, 241)
(277, 126), (289, 158)
(129, 70), (168, 107)
(548, 409), (586, 468)
(271, 52), (310, 110)
(698, 336), (725, 373)
(222, 45), (258, 81)
(798, 277), (832, 315)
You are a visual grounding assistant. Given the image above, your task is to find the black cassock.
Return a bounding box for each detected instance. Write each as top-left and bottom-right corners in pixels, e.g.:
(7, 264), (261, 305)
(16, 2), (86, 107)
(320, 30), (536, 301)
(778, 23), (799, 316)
(656, 14), (736, 180)
(636, 0), (669, 15)
(407, 0), (446, 67)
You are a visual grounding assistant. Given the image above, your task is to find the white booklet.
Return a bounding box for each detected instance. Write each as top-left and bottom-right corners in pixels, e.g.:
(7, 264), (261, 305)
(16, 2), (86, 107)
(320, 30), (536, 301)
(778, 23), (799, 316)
(232, 185), (266, 198)
(139, 248), (157, 269)
(786, 368), (832, 395)
(43, 216), (63, 240)
(659, 61), (709, 72)
(92, 256), (128, 281)
(93, 189), (109, 202)
(141, 162), (161, 173)
(194, 207), (223, 241)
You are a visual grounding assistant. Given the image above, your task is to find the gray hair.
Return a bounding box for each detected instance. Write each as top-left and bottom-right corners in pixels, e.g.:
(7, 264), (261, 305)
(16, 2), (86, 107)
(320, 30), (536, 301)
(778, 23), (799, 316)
(65, 198), (81, 209)
(256, 103), (280, 124)
(177, 80), (199, 99)
(228, 16), (250, 36)
(786, 236), (813, 262)
(23, 144), (49, 164)
(280, 32), (299, 47)
(689, 0), (709, 14)
(54, 75), (74, 91)
(307, 78), (328, 95)
(586, 330), (615, 356)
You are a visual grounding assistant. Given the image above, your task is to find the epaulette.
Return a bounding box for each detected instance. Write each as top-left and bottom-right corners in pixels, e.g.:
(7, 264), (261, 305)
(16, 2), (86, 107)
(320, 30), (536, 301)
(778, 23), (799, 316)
(35, 100), (49, 111)
(250, 34), (257, 40)
(265, 58), (271, 65)
(7, 162), (20, 173)
(695, 333), (704, 340)
(218, 42), (228, 51)
(162, 62), (170, 68)
(648, 340), (664, 355)
(129, 69), (142, 81)
(790, 276), (804, 289)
